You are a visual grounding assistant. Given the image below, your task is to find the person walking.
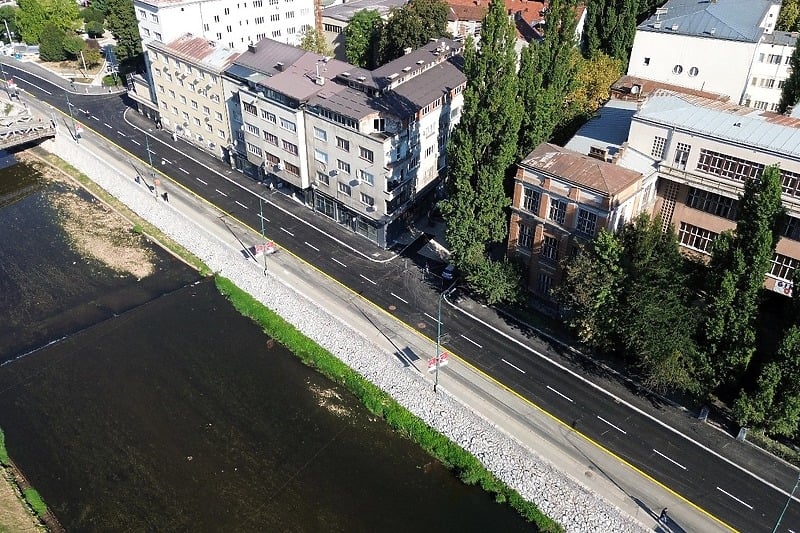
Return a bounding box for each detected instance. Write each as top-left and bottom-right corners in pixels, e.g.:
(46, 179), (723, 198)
(659, 507), (668, 523)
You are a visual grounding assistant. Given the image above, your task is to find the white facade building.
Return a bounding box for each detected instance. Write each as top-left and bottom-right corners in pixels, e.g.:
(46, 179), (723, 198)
(222, 37), (466, 247)
(627, 0), (794, 111)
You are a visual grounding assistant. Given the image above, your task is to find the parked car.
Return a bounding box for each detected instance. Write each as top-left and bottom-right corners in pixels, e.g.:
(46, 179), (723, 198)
(442, 263), (456, 280)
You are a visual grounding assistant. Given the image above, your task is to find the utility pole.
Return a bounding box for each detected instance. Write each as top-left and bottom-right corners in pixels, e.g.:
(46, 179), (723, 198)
(434, 280), (457, 393)
(145, 134), (158, 198)
(260, 198), (268, 275)
(3, 19), (12, 44)
(772, 473), (800, 533)
(79, 50), (88, 76)
(65, 90), (78, 143)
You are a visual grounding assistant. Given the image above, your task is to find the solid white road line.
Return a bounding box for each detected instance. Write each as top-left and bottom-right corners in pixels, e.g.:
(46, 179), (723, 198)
(215, 189), (227, 197)
(716, 487), (753, 510)
(502, 358), (526, 374)
(653, 449), (687, 470)
(196, 177), (207, 185)
(305, 241), (319, 251)
(15, 77), (52, 94)
(597, 416), (627, 435)
(331, 257), (347, 268)
(460, 334), (483, 348)
(280, 227), (294, 237)
(178, 167), (190, 174)
(360, 274), (377, 285)
(423, 312), (440, 324)
(390, 292), (408, 304)
(235, 201), (248, 210)
(546, 385), (574, 403)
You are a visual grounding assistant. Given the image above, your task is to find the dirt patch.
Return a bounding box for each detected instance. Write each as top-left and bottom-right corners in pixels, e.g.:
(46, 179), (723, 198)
(0, 465), (43, 532)
(18, 152), (157, 279)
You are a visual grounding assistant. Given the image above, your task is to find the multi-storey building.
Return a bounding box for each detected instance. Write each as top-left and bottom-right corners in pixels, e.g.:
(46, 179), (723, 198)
(321, 0), (407, 60)
(627, 89), (800, 296)
(222, 37), (466, 247)
(626, 0), (794, 111)
(129, 0), (318, 122)
(142, 34), (239, 157)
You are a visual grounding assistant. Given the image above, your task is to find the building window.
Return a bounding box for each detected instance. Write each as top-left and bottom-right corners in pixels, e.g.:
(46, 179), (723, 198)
(359, 146), (374, 162)
(270, 13), (280, 21)
(768, 54), (782, 64)
(271, 30), (282, 38)
(243, 102), (257, 116)
(651, 136), (666, 159)
(262, 110), (276, 123)
(696, 149), (764, 183)
(215, 111), (223, 121)
(576, 209), (597, 237)
(784, 216), (800, 241)
(522, 187), (540, 214)
(360, 192), (374, 206)
(244, 122), (259, 135)
(338, 182), (352, 196)
(314, 127), (327, 141)
(678, 222), (717, 254)
(673, 142), (691, 170)
(686, 187), (737, 219)
(336, 136), (350, 151)
(280, 118), (296, 132)
(548, 198), (567, 225)
(285, 162), (300, 176)
(537, 273), (552, 296)
(264, 152), (280, 165)
(689, 66), (699, 77)
(518, 223), (533, 249)
(541, 235), (559, 262)
(337, 159), (351, 174)
(282, 140), (298, 155)
(672, 64), (683, 74)
(359, 169), (374, 186)
(264, 131), (278, 145)
(246, 142), (263, 157)
(205, 123), (213, 133)
(316, 171), (329, 185)
(771, 253), (799, 280)
(643, 57), (650, 66)
(314, 149), (328, 164)
(203, 105), (210, 115)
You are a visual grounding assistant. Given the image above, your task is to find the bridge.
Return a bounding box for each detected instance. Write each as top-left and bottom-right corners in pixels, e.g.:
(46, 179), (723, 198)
(0, 114), (56, 150)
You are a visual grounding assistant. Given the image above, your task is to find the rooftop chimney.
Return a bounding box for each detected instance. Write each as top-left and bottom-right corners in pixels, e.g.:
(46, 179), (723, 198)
(248, 43), (257, 54)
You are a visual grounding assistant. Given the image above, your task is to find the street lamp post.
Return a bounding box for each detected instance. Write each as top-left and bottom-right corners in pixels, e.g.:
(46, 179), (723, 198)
(65, 91), (78, 143)
(259, 198), (268, 275)
(434, 280), (457, 393)
(772, 473), (800, 533)
(145, 134), (158, 198)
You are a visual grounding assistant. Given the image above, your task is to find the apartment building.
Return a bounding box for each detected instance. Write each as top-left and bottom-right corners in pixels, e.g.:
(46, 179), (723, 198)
(627, 0), (793, 111)
(222, 37), (466, 247)
(321, 0), (407, 60)
(142, 34), (239, 158)
(627, 90), (800, 296)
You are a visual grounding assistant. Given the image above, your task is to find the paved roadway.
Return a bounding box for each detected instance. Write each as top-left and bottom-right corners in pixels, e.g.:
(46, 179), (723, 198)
(5, 60), (800, 532)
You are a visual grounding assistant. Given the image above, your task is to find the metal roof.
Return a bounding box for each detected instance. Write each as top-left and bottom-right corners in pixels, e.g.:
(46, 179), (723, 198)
(638, 0), (775, 43)
(636, 90), (800, 158)
(565, 100), (638, 158)
(323, 0), (408, 22)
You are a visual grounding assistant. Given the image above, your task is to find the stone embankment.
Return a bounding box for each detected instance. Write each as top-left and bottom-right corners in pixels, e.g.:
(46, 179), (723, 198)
(40, 131), (648, 533)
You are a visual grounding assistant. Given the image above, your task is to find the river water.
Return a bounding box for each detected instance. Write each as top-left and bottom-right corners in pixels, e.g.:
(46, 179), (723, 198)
(0, 159), (535, 531)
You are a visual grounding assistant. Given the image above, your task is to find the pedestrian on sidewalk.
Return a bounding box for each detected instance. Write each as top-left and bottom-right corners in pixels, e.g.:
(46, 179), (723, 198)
(162, 192), (169, 202)
(659, 507), (668, 522)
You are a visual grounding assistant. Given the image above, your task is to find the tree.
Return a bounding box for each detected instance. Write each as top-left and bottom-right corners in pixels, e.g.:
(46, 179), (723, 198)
(38, 22), (65, 61)
(777, 0), (800, 32)
(703, 166), (785, 389)
(382, 0), (448, 63)
(582, 0), (638, 66)
(517, 0), (580, 158)
(345, 9), (383, 68)
(563, 51), (622, 123)
(82, 45), (102, 67)
(553, 230), (625, 351)
(734, 326), (800, 437)
(464, 258), (522, 305)
(440, 0), (522, 291)
(103, 0), (141, 63)
(15, 0), (47, 44)
(45, 0), (80, 33)
(778, 44), (800, 114)
(0, 6), (17, 43)
(81, 6), (105, 24)
(85, 20), (104, 38)
(62, 32), (85, 59)
(298, 27), (332, 56)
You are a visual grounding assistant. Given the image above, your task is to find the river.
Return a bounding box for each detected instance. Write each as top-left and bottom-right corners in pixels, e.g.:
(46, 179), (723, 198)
(0, 156), (535, 531)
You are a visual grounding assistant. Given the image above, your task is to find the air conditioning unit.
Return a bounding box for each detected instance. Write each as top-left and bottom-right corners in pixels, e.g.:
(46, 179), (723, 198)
(204, 116), (210, 122)
(275, 163), (283, 171)
(329, 169), (338, 176)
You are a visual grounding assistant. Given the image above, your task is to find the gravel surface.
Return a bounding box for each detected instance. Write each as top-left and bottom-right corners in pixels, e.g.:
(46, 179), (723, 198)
(41, 132), (648, 533)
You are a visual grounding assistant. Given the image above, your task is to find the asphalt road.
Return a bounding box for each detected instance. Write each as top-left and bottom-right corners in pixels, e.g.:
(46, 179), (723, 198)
(6, 63), (800, 532)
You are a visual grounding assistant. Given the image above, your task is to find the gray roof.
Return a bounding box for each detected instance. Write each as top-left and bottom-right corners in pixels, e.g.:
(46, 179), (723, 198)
(636, 91), (800, 159)
(565, 100), (638, 158)
(231, 39), (307, 78)
(638, 0), (775, 43)
(761, 30), (798, 46)
(323, 0), (408, 23)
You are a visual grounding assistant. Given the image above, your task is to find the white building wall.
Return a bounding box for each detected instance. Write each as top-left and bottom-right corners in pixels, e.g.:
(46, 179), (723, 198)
(747, 40), (796, 111)
(627, 31), (756, 103)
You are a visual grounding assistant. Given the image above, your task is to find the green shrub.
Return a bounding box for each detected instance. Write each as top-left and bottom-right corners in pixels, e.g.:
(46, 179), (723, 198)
(214, 276), (562, 532)
(23, 488), (46, 517)
(0, 428), (8, 465)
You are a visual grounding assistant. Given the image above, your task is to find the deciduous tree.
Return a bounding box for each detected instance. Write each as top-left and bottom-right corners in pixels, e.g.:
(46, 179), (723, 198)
(104, 0), (141, 63)
(298, 27), (332, 56)
(563, 51), (622, 122)
(15, 0), (47, 44)
(703, 166), (785, 389)
(382, 0), (448, 63)
(441, 0), (522, 288)
(0, 6), (17, 43)
(62, 32), (85, 59)
(777, 0), (800, 32)
(345, 9), (383, 68)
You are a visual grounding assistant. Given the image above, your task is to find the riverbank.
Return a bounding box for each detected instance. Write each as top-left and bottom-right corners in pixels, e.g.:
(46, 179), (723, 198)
(29, 124), (648, 531)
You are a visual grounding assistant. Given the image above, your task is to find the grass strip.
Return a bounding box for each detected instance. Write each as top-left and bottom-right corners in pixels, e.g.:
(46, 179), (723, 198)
(22, 488), (46, 518)
(0, 429), (7, 466)
(215, 275), (562, 532)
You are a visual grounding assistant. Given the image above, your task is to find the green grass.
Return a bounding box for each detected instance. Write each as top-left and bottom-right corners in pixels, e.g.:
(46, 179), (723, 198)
(22, 488), (46, 518)
(0, 428), (7, 466)
(215, 276), (562, 532)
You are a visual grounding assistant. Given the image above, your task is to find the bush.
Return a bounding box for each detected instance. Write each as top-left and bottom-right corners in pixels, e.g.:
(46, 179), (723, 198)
(0, 428), (8, 465)
(86, 20), (104, 38)
(38, 23), (66, 62)
(214, 276), (562, 531)
(62, 33), (86, 59)
(23, 487), (47, 517)
(81, 6), (105, 24)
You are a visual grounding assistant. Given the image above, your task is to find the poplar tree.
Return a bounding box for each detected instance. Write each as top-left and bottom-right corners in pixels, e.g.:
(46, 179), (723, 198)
(517, 0), (580, 158)
(778, 44), (800, 114)
(441, 0), (522, 294)
(583, 0), (638, 66)
(703, 166), (785, 389)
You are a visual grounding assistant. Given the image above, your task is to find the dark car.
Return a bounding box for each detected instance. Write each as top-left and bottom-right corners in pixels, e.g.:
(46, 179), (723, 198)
(442, 263), (456, 280)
